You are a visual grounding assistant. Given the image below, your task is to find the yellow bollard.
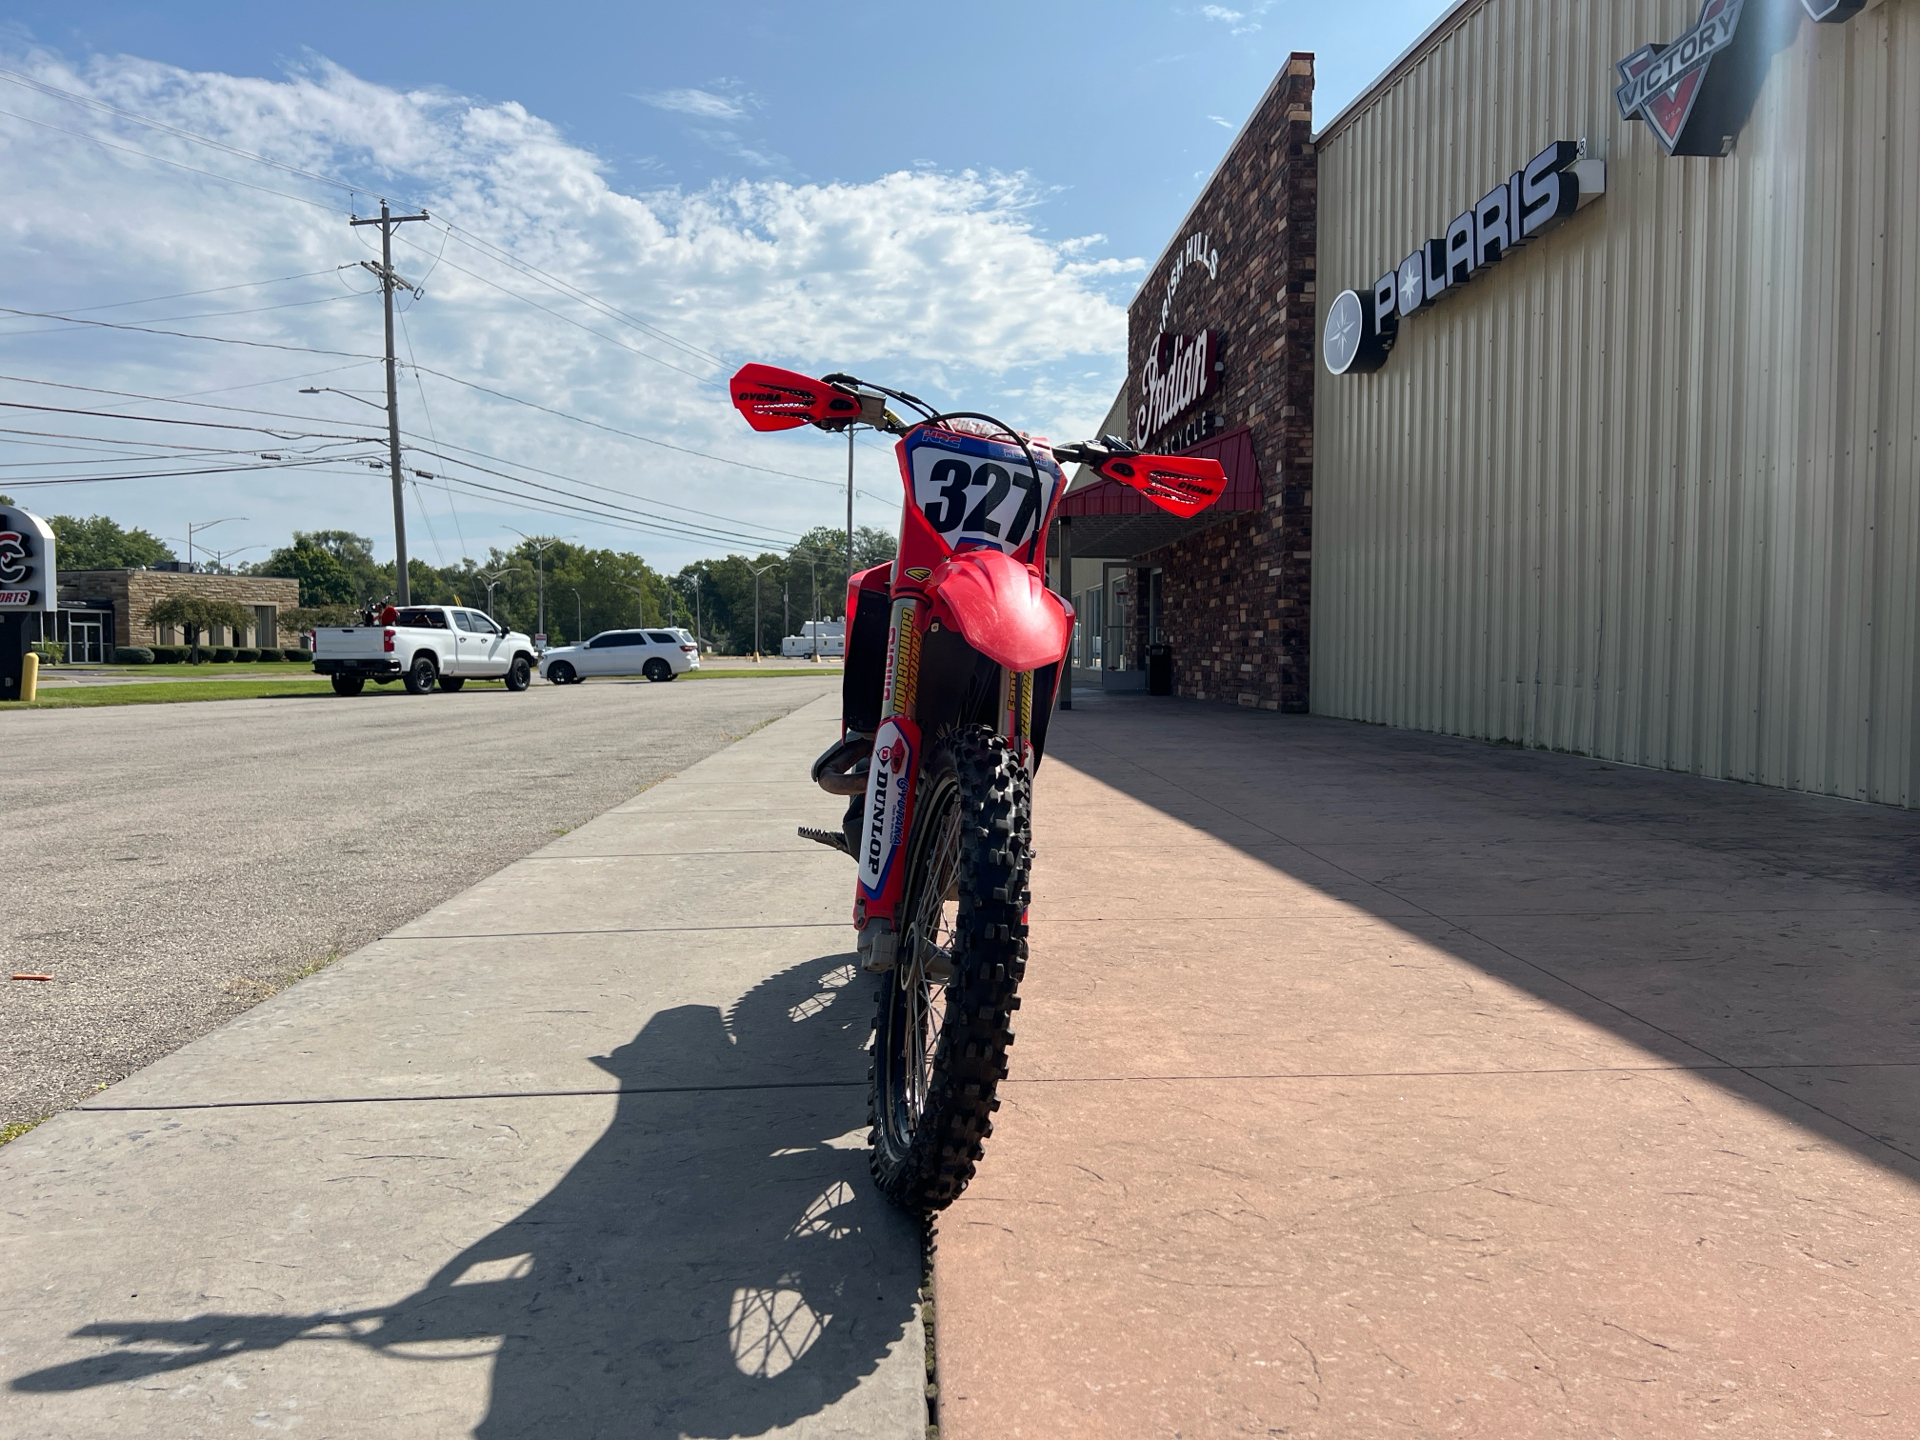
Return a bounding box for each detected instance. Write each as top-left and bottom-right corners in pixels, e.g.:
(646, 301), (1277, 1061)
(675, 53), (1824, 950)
(21, 651), (39, 702)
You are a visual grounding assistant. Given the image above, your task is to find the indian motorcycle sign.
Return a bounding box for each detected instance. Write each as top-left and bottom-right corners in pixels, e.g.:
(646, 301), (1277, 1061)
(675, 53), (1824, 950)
(1135, 329), (1219, 447)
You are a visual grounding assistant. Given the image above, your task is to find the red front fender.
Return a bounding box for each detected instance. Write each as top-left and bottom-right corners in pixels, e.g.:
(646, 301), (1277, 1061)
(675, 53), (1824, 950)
(924, 547), (1072, 672)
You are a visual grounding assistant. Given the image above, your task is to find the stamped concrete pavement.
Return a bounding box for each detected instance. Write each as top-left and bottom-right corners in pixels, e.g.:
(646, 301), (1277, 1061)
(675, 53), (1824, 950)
(0, 694), (926, 1439)
(935, 698), (1920, 1438)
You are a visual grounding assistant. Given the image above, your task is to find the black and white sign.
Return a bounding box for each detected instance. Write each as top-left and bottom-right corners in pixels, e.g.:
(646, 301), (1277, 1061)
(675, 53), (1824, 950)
(905, 429), (1061, 558)
(1325, 140), (1604, 377)
(0, 505), (56, 610)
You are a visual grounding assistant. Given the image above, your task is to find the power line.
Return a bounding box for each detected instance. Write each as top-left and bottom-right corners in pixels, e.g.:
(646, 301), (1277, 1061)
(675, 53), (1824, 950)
(0, 453), (382, 486)
(43, 268), (350, 315)
(408, 364), (895, 501)
(0, 105), (348, 213)
(404, 444), (802, 549)
(0, 68), (359, 195)
(0, 306), (378, 359)
(391, 232), (717, 383)
(0, 397), (380, 442)
(0, 290), (372, 338)
(0, 68), (732, 380)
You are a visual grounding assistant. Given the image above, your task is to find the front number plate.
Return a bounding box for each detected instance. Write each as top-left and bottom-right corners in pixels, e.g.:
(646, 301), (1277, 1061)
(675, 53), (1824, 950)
(905, 428), (1062, 559)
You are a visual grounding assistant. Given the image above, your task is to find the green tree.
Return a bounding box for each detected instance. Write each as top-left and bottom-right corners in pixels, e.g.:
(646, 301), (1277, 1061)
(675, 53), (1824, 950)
(147, 594), (252, 663)
(257, 536), (356, 606)
(47, 513), (176, 570)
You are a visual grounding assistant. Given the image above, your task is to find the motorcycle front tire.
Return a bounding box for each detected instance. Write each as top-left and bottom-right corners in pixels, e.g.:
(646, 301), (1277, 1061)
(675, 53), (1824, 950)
(869, 723), (1031, 1213)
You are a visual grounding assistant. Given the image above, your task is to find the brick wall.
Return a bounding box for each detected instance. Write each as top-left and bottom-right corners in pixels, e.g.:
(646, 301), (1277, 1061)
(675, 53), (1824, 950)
(1126, 53), (1316, 712)
(58, 571), (301, 649)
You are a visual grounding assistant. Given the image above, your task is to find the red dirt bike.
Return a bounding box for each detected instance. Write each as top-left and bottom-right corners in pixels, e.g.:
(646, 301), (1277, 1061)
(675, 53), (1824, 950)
(729, 364), (1229, 1211)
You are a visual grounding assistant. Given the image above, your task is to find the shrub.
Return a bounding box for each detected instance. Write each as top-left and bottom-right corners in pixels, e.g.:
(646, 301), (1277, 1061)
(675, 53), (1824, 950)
(233, 647), (259, 663)
(254, 647), (281, 662)
(30, 640), (66, 665)
(114, 647), (156, 665)
(210, 647), (237, 663)
(283, 647), (308, 662)
(151, 645), (188, 664)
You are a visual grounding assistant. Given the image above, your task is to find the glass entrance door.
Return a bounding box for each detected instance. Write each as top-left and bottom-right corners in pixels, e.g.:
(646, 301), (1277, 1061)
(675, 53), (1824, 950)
(67, 616), (106, 663)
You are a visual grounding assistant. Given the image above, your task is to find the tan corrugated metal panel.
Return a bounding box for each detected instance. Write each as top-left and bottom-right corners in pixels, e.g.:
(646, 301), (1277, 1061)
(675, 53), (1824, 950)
(1313, 0), (1920, 806)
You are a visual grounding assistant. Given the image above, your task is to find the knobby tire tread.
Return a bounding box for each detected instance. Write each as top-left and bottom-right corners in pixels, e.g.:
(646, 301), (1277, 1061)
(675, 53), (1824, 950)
(870, 724), (1031, 1213)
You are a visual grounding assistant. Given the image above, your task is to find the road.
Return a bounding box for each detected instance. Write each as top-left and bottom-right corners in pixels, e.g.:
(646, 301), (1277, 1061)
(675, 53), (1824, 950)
(0, 674), (838, 1127)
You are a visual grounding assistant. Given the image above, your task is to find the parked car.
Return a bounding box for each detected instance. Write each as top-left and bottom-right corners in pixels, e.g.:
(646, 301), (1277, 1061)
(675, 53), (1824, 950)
(539, 628), (700, 684)
(311, 606), (537, 696)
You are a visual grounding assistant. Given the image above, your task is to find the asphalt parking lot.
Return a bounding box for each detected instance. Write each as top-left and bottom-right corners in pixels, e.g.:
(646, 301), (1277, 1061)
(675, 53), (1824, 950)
(0, 674), (838, 1127)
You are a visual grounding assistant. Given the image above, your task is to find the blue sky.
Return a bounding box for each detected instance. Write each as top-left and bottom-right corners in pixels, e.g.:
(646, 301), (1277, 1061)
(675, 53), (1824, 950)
(0, 1), (1450, 570)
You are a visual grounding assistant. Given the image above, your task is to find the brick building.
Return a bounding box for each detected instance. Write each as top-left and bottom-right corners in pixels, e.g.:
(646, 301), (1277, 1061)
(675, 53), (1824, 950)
(1051, 53), (1317, 711)
(55, 567), (299, 658)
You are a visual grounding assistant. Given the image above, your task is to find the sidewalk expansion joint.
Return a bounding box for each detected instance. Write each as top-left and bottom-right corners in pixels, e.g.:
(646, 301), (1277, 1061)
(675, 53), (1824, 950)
(380, 921), (846, 940)
(78, 1079), (867, 1112)
(1005, 1061), (1920, 1085)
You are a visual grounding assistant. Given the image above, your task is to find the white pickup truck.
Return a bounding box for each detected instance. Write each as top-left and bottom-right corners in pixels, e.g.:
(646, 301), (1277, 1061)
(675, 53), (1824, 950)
(311, 605), (537, 696)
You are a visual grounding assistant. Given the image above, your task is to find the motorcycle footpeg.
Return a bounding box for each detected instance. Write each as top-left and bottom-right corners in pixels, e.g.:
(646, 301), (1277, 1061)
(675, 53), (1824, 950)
(798, 825), (852, 856)
(811, 732), (874, 797)
(858, 924), (900, 974)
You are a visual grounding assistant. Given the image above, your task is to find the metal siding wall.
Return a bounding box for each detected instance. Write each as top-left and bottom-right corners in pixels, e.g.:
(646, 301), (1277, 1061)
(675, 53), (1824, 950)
(1314, 0), (1920, 806)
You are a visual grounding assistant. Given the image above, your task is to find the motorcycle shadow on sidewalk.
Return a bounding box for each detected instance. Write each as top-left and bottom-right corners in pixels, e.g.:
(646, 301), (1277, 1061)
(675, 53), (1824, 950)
(9, 955), (919, 1438)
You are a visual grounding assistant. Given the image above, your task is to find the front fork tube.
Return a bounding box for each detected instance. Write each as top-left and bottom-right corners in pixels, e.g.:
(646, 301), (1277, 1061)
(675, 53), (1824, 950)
(854, 596), (1037, 968)
(855, 598), (923, 968)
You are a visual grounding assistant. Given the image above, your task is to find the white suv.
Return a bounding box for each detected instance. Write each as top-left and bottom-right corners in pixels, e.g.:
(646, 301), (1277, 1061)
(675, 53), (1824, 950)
(539, 628), (700, 684)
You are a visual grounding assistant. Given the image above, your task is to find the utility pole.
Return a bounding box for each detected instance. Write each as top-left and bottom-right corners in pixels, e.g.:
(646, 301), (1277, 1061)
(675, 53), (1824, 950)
(688, 573), (702, 653)
(571, 589), (583, 644)
(350, 199), (430, 604)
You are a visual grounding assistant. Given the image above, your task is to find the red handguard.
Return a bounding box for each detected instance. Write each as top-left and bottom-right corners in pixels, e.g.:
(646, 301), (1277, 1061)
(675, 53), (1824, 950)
(729, 363), (861, 432)
(1094, 453), (1229, 519)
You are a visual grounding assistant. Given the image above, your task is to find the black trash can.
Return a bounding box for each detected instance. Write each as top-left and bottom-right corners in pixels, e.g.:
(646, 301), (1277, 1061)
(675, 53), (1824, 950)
(1147, 643), (1173, 696)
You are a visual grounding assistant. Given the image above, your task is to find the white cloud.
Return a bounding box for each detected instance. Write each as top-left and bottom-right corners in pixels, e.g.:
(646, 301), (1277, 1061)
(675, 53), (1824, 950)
(636, 87), (747, 121)
(1198, 2), (1270, 35)
(1207, 114), (1235, 129)
(0, 49), (1136, 569)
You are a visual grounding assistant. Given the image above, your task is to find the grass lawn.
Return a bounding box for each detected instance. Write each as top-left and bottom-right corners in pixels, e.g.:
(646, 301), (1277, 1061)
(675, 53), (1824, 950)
(16, 677), (361, 708)
(9, 667), (834, 709)
(44, 661), (320, 679)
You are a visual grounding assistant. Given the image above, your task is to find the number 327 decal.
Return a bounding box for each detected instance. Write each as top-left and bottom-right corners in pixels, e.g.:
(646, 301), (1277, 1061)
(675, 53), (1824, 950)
(905, 429), (1062, 559)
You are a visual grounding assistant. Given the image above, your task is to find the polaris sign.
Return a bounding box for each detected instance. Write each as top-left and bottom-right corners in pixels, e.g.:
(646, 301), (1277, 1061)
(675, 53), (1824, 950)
(1324, 141), (1605, 377)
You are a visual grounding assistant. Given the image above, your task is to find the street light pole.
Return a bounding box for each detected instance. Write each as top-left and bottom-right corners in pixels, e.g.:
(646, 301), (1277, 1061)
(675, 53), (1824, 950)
(745, 560), (775, 663)
(571, 589), (583, 645)
(186, 516), (246, 571)
(478, 567), (520, 619)
(621, 583), (647, 628)
(689, 574), (702, 653)
(508, 531), (567, 647)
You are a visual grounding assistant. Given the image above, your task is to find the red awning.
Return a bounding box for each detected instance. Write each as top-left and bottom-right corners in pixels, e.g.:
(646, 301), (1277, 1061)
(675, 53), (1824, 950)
(1049, 426), (1262, 558)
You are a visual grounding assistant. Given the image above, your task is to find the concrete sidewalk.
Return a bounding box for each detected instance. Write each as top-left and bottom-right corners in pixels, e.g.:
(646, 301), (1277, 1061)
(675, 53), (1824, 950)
(935, 698), (1920, 1438)
(0, 694), (926, 1439)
